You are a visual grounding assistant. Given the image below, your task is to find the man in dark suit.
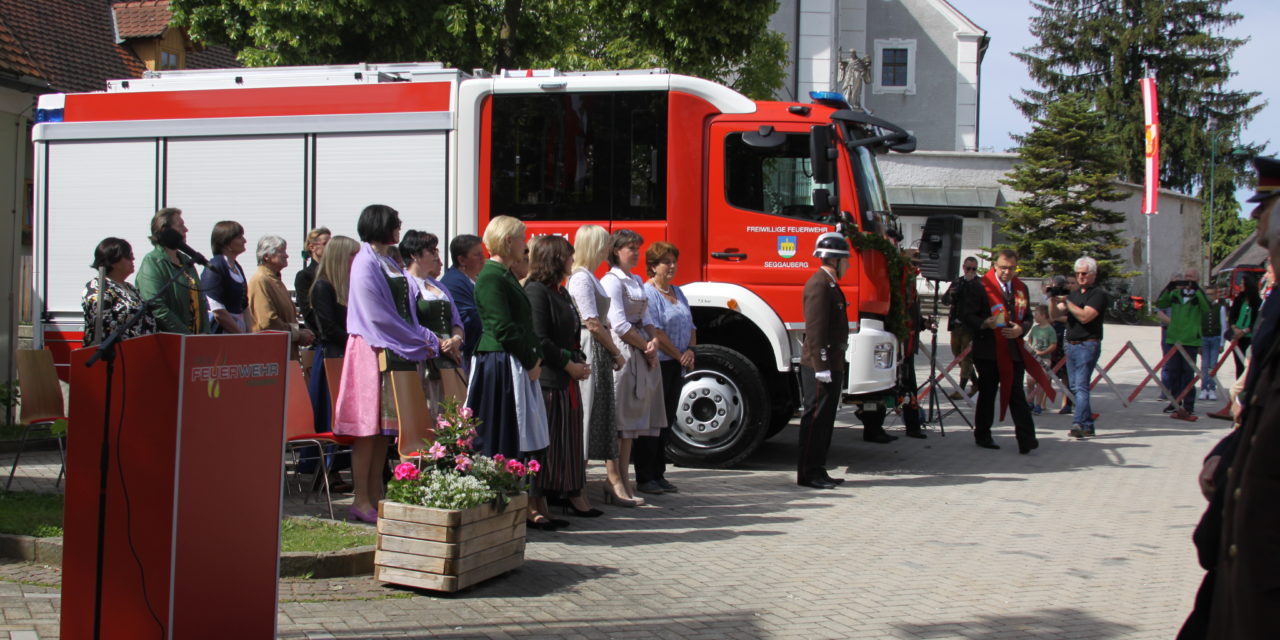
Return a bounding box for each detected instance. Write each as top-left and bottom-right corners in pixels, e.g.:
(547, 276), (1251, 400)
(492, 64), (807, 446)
(1177, 156), (1280, 640)
(797, 232), (852, 489)
(440, 234), (486, 369)
(942, 255), (980, 397)
(959, 248), (1052, 454)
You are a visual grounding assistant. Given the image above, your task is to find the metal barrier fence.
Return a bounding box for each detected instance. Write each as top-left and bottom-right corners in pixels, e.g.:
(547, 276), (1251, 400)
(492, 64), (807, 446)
(915, 336), (1246, 419)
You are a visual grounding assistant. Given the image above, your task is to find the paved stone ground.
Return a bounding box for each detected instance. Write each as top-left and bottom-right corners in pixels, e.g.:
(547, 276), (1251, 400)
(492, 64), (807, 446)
(0, 324), (1233, 638)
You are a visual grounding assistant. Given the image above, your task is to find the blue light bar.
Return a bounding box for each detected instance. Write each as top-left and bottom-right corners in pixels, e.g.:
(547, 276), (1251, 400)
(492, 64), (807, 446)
(35, 108), (64, 123)
(809, 91), (850, 108)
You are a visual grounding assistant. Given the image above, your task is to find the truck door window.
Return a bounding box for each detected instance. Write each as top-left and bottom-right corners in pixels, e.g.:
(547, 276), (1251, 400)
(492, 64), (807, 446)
(724, 132), (830, 221)
(490, 91), (667, 222)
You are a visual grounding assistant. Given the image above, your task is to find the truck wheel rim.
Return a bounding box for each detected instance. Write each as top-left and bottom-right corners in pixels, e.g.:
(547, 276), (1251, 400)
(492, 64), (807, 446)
(670, 369), (744, 448)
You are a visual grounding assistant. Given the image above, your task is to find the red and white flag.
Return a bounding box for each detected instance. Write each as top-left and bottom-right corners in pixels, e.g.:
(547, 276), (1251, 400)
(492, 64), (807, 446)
(1141, 77), (1160, 214)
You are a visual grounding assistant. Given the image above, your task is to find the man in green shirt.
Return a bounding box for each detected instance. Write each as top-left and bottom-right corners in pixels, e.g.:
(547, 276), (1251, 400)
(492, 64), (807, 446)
(1156, 267), (1211, 419)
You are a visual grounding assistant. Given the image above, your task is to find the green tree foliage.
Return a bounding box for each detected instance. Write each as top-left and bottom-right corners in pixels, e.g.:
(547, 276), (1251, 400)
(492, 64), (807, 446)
(1201, 145), (1257, 267)
(1014, 0), (1264, 195)
(170, 0), (787, 99)
(997, 94), (1131, 280)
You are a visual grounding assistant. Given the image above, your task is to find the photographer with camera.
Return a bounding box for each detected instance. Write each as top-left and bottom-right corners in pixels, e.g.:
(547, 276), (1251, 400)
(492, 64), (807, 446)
(1049, 257), (1108, 438)
(942, 256), (980, 398)
(1156, 268), (1211, 420)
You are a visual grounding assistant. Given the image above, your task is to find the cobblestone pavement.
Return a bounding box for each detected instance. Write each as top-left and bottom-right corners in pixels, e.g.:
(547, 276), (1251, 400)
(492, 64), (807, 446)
(1, 325), (1229, 638)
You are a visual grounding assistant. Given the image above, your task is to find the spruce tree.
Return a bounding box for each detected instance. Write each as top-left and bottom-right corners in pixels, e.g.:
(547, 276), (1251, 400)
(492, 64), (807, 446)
(1014, 0), (1263, 195)
(998, 94), (1130, 281)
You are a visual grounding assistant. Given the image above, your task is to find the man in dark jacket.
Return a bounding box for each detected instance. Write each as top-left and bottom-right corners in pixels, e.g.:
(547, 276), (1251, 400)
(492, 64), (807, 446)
(1178, 156), (1280, 640)
(959, 249), (1053, 454)
(942, 256), (980, 397)
(796, 232), (852, 489)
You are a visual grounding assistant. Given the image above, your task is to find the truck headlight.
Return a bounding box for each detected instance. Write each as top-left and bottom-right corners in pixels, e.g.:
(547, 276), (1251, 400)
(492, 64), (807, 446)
(873, 342), (894, 369)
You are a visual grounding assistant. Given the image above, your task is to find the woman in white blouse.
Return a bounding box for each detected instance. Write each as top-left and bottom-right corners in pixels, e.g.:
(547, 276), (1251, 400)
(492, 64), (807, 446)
(599, 229), (665, 506)
(568, 225), (627, 510)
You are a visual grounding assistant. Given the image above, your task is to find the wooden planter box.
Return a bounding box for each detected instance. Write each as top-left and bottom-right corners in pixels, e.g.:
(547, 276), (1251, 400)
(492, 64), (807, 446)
(374, 494), (527, 592)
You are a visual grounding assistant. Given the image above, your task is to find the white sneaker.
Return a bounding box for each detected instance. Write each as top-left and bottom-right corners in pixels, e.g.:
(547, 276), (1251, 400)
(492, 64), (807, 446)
(1197, 389), (1208, 400)
(1208, 390), (1218, 401)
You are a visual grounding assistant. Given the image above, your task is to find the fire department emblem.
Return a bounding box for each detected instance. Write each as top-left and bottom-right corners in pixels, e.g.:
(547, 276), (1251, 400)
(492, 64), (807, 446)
(777, 236), (797, 259)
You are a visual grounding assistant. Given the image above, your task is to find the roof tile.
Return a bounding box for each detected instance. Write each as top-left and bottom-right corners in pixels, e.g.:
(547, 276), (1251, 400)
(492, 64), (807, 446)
(112, 0), (174, 39)
(0, 0), (237, 95)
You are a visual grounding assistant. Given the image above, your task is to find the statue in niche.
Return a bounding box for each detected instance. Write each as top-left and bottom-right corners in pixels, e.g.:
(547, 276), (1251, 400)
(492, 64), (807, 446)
(838, 48), (872, 109)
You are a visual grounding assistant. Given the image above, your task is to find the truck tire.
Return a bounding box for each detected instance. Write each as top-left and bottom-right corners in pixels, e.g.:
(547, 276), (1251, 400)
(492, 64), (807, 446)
(665, 344), (771, 468)
(765, 392), (798, 439)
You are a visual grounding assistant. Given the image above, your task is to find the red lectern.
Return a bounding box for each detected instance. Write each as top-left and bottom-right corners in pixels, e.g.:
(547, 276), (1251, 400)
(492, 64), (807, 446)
(63, 333), (290, 639)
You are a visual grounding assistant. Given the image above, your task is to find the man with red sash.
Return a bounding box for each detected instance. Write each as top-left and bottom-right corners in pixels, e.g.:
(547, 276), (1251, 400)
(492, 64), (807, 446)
(959, 249), (1055, 454)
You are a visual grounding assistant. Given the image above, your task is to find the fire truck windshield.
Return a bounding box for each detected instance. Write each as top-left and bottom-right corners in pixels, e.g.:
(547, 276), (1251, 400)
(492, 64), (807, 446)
(848, 145), (893, 231)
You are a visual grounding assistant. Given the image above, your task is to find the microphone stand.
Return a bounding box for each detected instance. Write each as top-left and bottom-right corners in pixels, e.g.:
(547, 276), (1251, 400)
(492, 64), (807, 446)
(84, 251), (199, 639)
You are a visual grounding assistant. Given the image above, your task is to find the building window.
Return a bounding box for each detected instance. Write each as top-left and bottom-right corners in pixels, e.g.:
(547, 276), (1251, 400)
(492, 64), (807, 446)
(873, 39), (916, 95)
(160, 51), (180, 69)
(881, 49), (908, 87)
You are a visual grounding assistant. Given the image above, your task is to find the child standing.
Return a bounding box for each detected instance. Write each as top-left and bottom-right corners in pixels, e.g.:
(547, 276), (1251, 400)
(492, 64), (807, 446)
(1026, 305), (1058, 415)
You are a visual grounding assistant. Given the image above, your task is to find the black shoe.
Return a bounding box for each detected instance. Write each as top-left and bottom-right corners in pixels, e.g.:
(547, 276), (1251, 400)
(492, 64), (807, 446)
(819, 474), (846, 485)
(547, 518), (571, 529)
(1058, 405), (1073, 415)
(975, 440), (1000, 450)
(1082, 429), (1096, 437)
(1019, 440), (1039, 455)
(798, 478), (838, 489)
(864, 432), (898, 444)
(1163, 404), (1177, 413)
(904, 429), (928, 439)
(564, 505), (604, 518)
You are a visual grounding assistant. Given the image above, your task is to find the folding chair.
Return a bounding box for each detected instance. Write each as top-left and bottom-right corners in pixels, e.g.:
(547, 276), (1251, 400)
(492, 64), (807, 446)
(283, 364), (353, 519)
(6, 350), (68, 491)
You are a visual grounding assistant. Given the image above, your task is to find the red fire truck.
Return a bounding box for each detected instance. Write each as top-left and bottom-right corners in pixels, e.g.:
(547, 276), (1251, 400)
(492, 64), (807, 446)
(31, 63), (915, 467)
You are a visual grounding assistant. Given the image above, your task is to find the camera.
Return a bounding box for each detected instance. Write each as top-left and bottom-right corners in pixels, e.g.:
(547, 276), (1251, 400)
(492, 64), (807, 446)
(1170, 280), (1196, 289)
(1045, 274), (1070, 297)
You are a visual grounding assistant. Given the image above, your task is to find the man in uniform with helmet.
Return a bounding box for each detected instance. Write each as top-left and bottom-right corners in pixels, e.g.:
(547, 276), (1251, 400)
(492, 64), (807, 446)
(796, 232), (853, 489)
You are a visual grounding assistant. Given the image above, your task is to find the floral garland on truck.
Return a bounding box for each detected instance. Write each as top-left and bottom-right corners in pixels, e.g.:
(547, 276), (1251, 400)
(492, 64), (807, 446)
(843, 228), (913, 344)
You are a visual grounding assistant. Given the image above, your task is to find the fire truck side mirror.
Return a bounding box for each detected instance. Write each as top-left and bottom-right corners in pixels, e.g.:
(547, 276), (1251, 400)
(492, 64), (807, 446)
(812, 188), (834, 215)
(809, 125), (835, 184)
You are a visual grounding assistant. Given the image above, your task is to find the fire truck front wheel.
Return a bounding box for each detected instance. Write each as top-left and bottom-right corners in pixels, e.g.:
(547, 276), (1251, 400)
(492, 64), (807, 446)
(665, 345), (770, 469)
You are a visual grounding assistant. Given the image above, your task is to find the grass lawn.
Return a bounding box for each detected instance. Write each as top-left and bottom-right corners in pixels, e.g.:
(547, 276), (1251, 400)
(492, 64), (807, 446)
(0, 491), (64, 537)
(0, 491), (372, 553)
(280, 517), (375, 552)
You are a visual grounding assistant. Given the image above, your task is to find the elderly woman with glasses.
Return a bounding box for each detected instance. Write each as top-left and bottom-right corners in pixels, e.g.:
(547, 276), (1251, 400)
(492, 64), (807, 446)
(248, 234), (315, 359)
(82, 237), (156, 346)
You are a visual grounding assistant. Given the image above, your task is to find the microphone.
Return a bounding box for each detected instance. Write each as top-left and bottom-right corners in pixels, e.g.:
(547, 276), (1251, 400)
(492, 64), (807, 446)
(157, 227), (209, 266)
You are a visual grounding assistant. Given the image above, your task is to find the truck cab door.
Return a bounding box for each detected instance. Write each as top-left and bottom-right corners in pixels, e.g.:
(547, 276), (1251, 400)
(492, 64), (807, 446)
(704, 124), (838, 320)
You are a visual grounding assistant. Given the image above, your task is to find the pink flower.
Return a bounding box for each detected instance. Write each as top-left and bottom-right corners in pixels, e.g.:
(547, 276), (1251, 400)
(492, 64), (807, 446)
(454, 455), (472, 472)
(467, 428), (478, 438)
(392, 462), (420, 481)
(460, 406), (474, 419)
(526, 459), (541, 474)
(428, 442), (448, 460)
(493, 454), (506, 464)
(458, 437), (474, 450)
(505, 459), (526, 477)
(436, 415), (452, 428)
